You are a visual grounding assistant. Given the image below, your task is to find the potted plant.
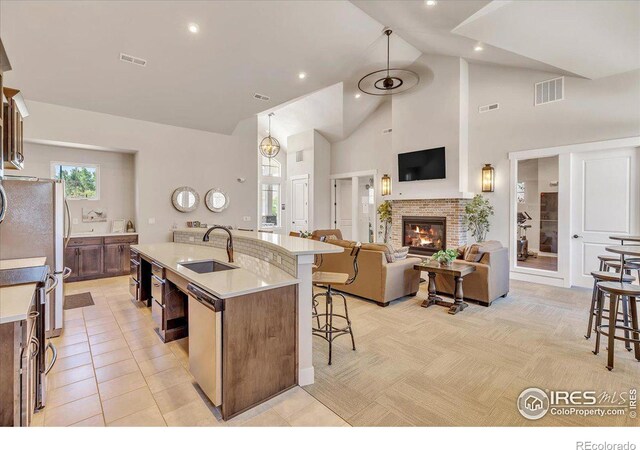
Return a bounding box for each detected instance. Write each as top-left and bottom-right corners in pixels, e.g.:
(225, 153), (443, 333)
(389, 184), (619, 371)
(377, 200), (392, 243)
(464, 194), (494, 243)
(431, 249), (458, 267)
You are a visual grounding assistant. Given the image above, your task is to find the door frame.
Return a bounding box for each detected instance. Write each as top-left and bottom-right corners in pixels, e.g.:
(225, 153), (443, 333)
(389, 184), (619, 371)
(288, 174), (309, 234)
(330, 170), (378, 242)
(508, 136), (640, 288)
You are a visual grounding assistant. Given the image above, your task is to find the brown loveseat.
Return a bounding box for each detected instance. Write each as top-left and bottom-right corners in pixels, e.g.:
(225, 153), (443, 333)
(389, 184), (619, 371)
(311, 230), (421, 306)
(433, 240), (509, 306)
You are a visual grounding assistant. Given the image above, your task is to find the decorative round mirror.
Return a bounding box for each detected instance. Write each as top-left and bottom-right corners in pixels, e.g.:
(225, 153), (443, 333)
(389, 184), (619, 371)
(172, 187), (200, 213)
(205, 188), (229, 213)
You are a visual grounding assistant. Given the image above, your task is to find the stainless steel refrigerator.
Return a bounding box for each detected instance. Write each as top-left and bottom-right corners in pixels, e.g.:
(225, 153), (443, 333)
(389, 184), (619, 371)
(0, 176), (70, 337)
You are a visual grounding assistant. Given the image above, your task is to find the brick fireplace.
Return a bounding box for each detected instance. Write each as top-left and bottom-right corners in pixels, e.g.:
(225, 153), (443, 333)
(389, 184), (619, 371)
(391, 199), (469, 253)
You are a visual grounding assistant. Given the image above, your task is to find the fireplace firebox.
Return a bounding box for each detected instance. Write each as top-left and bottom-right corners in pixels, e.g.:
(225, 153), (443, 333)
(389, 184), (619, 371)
(402, 216), (446, 256)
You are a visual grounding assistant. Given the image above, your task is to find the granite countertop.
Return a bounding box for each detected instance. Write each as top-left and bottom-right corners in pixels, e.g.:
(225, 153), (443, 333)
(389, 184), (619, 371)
(132, 242), (299, 299)
(174, 228), (343, 256)
(70, 232), (138, 238)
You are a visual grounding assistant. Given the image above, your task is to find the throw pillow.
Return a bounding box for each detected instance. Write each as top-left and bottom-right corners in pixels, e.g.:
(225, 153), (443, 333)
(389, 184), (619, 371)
(456, 245), (467, 259)
(464, 244), (484, 262)
(394, 246), (410, 261)
(361, 243), (394, 263)
(325, 234), (338, 241)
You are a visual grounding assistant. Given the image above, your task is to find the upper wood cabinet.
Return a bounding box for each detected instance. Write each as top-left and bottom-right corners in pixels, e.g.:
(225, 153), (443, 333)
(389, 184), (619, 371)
(3, 87), (28, 171)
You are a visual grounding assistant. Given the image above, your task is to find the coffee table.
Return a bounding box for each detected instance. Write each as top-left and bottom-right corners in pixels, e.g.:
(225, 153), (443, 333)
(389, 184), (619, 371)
(413, 261), (476, 315)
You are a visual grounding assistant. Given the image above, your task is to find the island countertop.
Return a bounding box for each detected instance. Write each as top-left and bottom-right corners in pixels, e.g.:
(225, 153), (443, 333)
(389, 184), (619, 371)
(132, 242), (301, 299)
(173, 228), (344, 256)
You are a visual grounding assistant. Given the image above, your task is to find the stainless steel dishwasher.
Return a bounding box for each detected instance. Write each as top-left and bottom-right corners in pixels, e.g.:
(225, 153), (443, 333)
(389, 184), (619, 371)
(186, 284), (223, 407)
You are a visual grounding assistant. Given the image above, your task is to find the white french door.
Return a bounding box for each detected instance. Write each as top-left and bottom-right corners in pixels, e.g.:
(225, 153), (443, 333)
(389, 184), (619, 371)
(290, 176), (309, 233)
(335, 179), (353, 240)
(570, 147), (639, 287)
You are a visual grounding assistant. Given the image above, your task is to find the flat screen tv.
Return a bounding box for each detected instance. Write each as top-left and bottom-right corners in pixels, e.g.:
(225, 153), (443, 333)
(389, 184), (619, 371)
(398, 147), (446, 182)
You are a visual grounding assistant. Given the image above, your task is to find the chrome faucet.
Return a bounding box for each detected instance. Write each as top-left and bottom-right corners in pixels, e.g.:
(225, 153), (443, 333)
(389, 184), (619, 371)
(203, 226), (234, 263)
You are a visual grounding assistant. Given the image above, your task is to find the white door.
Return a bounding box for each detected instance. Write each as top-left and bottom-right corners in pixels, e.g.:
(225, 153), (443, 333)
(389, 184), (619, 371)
(290, 177), (309, 233)
(571, 147), (639, 287)
(335, 179), (352, 240)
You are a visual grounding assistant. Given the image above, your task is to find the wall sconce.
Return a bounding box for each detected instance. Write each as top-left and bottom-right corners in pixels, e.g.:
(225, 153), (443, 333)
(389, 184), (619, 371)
(481, 164), (495, 192)
(381, 174), (392, 196)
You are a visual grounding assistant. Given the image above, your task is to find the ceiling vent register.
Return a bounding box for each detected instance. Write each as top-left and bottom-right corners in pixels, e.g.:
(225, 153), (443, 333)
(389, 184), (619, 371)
(119, 53), (147, 67)
(535, 77), (564, 106)
(253, 93), (271, 101)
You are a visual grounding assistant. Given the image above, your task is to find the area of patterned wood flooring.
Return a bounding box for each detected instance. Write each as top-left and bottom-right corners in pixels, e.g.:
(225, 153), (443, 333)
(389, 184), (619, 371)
(32, 276), (348, 427)
(305, 280), (639, 426)
(34, 276), (639, 427)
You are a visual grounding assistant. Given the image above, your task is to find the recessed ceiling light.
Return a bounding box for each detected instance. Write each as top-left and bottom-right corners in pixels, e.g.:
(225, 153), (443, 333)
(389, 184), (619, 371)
(354, 93), (361, 99)
(298, 72), (307, 79)
(188, 23), (199, 34)
(425, 0), (437, 6)
(474, 44), (484, 52)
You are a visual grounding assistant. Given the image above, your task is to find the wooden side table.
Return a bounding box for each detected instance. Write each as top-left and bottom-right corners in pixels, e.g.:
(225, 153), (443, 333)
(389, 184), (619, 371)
(414, 261), (476, 315)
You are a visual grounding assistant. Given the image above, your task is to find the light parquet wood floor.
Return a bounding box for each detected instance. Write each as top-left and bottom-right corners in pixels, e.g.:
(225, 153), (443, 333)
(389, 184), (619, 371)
(305, 280), (640, 426)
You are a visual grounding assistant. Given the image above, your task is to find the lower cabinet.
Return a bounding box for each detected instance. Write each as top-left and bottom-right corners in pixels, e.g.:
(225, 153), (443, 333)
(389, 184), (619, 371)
(65, 235), (138, 282)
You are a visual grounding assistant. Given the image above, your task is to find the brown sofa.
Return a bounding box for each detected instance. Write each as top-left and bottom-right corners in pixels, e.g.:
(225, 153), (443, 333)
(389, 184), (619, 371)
(433, 240), (509, 306)
(312, 230), (421, 306)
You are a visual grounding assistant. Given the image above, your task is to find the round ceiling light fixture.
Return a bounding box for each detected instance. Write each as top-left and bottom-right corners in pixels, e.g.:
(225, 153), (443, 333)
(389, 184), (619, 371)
(188, 23), (199, 34)
(425, 0), (437, 6)
(354, 93), (361, 99)
(474, 44), (484, 52)
(298, 72), (307, 79)
(358, 29), (419, 97)
(259, 112), (280, 159)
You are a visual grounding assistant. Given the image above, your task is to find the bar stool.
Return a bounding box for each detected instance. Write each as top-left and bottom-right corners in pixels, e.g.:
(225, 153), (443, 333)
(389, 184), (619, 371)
(605, 260), (640, 284)
(594, 282), (640, 370)
(312, 243), (361, 365)
(598, 255), (619, 271)
(586, 271), (635, 340)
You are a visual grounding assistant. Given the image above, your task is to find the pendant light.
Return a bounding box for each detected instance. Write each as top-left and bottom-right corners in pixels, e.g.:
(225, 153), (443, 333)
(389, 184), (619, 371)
(358, 29), (419, 96)
(259, 112), (280, 159)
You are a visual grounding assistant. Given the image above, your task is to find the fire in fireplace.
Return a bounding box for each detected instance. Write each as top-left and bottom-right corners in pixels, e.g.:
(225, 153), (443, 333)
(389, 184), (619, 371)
(402, 216), (446, 256)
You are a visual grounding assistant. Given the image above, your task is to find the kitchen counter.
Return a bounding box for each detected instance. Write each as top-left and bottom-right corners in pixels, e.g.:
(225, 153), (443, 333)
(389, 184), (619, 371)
(70, 231), (138, 238)
(0, 257), (47, 270)
(174, 228), (343, 256)
(132, 242), (298, 299)
(0, 284), (38, 324)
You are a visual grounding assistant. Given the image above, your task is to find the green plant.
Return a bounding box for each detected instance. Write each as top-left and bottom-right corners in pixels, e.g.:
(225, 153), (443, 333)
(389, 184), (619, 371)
(431, 249), (458, 265)
(377, 200), (392, 243)
(464, 194), (494, 242)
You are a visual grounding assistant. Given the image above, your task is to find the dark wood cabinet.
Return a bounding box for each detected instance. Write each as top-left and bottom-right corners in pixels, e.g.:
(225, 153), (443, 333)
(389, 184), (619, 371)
(65, 235), (138, 282)
(78, 245), (104, 278)
(103, 244), (122, 275)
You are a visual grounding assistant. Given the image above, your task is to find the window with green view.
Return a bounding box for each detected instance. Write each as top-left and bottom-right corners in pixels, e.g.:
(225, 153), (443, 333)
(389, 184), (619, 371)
(52, 163), (99, 200)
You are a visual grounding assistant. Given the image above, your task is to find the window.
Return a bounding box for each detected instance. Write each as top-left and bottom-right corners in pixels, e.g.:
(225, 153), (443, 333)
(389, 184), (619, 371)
(261, 183), (280, 228)
(261, 156), (281, 177)
(52, 162), (100, 200)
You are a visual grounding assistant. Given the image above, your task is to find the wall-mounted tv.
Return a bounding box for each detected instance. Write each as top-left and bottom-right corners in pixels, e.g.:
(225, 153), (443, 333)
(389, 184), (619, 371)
(398, 147), (446, 182)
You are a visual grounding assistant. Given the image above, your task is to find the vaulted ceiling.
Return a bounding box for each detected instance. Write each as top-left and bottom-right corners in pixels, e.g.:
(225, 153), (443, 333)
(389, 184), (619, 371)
(2, 1), (638, 140)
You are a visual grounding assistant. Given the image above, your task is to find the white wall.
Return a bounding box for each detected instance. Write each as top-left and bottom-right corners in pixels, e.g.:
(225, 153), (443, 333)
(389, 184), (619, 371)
(23, 101), (258, 244)
(21, 143), (135, 234)
(331, 60), (640, 248)
(285, 129), (331, 232)
(392, 54), (469, 199)
(468, 65), (640, 245)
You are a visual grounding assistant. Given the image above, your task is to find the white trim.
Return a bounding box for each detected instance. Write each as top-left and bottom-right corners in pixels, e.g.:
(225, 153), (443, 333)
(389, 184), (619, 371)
(508, 136), (640, 161)
(330, 169), (377, 179)
(50, 161), (101, 201)
(510, 271), (565, 288)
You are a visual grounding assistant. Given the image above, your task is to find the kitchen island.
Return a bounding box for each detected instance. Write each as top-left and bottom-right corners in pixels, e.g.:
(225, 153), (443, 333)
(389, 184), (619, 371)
(131, 232), (342, 419)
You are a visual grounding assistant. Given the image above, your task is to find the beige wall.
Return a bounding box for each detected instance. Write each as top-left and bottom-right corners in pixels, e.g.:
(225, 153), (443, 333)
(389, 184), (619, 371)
(331, 60), (640, 247)
(23, 101), (258, 244)
(21, 143), (135, 234)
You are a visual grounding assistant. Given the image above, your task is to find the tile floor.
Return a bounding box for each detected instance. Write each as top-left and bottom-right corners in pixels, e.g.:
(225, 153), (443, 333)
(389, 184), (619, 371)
(33, 276), (348, 427)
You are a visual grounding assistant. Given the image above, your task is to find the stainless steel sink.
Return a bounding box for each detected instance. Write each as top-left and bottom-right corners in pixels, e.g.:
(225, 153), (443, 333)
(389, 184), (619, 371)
(179, 260), (236, 274)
